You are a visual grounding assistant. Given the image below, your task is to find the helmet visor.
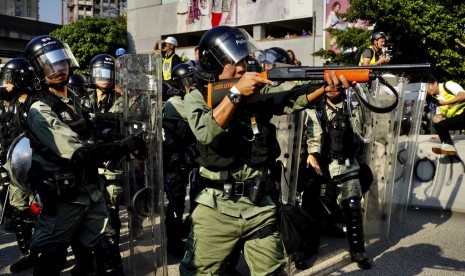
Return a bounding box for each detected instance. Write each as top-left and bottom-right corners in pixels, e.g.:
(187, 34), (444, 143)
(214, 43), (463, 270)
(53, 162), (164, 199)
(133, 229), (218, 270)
(211, 28), (262, 67)
(0, 70), (13, 88)
(35, 44), (79, 79)
(92, 68), (115, 85)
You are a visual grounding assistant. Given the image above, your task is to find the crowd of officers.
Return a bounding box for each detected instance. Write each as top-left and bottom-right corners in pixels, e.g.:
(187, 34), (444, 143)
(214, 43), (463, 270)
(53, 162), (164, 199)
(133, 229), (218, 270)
(0, 25), (412, 275)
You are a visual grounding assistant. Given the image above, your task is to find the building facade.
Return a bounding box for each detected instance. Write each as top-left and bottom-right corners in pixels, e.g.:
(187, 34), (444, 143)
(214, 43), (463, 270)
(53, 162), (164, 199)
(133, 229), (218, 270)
(67, 0), (126, 23)
(126, 0), (329, 66)
(0, 0), (39, 20)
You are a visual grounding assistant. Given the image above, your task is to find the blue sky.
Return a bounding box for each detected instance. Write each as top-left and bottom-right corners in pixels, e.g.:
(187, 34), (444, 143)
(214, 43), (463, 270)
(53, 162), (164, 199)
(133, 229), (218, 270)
(39, 0), (65, 25)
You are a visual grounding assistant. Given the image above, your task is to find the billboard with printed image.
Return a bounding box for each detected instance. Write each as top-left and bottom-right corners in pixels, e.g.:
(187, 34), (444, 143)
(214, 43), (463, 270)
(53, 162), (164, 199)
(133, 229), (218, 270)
(324, 0), (372, 52)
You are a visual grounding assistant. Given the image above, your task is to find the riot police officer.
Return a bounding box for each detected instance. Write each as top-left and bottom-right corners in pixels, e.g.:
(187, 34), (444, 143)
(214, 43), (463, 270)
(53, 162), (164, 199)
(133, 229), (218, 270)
(24, 35), (145, 276)
(0, 57), (38, 273)
(68, 73), (89, 100)
(83, 53), (123, 245)
(179, 25), (350, 275)
(305, 85), (372, 269)
(257, 46), (292, 71)
(162, 63), (197, 258)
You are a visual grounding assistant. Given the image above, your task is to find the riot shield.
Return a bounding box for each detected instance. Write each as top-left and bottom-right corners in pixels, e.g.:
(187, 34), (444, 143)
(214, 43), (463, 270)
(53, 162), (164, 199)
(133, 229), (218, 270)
(362, 75), (407, 242)
(117, 53), (166, 275)
(393, 82), (428, 220)
(5, 133), (32, 193)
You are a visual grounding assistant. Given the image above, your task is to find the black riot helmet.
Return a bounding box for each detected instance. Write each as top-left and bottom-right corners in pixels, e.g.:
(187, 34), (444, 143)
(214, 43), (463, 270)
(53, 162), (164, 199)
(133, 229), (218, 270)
(25, 35), (79, 85)
(267, 47), (292, 65)
(171, 63), (196, 91)
(0, 58), (35, 91)
(371, 31), (387, 42)
(68, 73), (89, 98)
(162, 81), (180, 102)
(256, 47), (291, 68)
(199, 26), (262, 73)
(0, 58), (35, 101)
(89, 54), (116, 91)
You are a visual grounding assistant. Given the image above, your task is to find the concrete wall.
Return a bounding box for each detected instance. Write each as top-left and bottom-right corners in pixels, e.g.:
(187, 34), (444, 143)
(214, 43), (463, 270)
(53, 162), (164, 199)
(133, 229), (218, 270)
(126, 0), (327, 66)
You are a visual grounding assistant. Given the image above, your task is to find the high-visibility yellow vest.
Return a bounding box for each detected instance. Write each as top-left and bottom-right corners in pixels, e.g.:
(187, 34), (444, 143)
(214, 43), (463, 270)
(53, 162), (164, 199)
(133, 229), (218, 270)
(162, 55), (174, 80)
(359, 48), (376, 66)
(439, 81), (465, 118)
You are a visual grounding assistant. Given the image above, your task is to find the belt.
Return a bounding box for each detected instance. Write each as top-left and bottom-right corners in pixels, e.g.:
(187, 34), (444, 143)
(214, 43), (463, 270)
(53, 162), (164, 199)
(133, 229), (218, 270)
(330, 153), (353, 165)
(200, 177), (256, 198)
(177, 12), (188, 15)
(332, 173), (359, 184)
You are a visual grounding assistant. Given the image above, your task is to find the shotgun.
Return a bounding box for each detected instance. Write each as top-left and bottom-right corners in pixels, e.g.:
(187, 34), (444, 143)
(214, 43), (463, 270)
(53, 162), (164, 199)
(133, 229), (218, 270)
(206, 63), (431, 109)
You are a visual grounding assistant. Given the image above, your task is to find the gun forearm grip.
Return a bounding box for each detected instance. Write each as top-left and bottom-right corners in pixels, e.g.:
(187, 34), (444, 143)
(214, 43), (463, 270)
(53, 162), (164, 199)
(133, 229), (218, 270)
(323, 69), (371, 83)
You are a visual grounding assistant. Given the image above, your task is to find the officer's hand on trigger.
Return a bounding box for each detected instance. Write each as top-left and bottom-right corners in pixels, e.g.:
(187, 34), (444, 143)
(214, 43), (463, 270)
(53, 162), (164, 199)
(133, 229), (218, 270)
(235, 72), (273, 97)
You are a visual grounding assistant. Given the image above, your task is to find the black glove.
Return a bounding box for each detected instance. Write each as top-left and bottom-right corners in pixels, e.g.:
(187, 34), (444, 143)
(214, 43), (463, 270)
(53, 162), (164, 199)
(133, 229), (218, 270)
(122, 132), (147, 160)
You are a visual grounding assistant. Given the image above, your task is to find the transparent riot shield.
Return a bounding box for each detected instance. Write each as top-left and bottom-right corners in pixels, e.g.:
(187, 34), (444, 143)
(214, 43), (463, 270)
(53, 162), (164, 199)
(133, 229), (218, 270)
(392, 82), (427, 220)
(362, 75), (407, 242)
(117, 53), (166, 276)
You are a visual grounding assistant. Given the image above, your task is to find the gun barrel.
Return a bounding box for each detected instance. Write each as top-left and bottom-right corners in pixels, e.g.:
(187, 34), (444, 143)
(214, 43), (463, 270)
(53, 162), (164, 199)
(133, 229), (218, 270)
(265, 63), (431, 81)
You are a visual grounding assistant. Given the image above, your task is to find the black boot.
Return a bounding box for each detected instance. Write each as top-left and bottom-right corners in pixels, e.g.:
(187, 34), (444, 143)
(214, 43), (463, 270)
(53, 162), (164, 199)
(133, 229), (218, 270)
(342, 197), (372, 270)
(10, 251), (39, 273)
(33, 243), (68, 276)
(71, 239), (98, 276)
(165, 202), (186, 259)
(94, 236), (125, 275)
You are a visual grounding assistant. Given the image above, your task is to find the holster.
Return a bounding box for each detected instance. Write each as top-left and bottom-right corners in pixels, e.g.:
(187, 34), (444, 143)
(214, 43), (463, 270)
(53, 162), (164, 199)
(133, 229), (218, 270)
(28, 167), (57, 216)
(28, 161), (77, 215)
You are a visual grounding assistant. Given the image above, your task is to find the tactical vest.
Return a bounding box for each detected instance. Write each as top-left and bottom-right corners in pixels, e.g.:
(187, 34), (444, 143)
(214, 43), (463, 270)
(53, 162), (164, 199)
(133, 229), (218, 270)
(438, 81), (465, 119)
(0, 102), (15, 150)
(317, 99), (356, 161)
(84, 90), (117, 114)
(162, 54), (175, 81)
(195, 93), (281, 171)
(24, 89), (90, 157)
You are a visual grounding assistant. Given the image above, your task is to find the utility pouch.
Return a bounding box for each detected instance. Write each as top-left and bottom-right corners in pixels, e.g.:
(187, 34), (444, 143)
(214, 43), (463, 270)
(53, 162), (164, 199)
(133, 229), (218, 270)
(248, 180), (261, 203)
(54, 171), (76, 200)
(28, 168), (56, 197)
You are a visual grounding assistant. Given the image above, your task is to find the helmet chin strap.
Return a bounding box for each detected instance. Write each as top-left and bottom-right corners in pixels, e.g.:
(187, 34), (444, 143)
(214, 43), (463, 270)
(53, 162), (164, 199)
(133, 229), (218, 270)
(98, 86), (115, 94)
(44, 75), (70, 90)
(46, 80), (68, 90)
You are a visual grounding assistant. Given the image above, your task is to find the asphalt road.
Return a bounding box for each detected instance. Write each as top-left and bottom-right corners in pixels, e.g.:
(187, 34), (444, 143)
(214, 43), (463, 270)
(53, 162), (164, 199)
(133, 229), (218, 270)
(1, 207), (465, 275)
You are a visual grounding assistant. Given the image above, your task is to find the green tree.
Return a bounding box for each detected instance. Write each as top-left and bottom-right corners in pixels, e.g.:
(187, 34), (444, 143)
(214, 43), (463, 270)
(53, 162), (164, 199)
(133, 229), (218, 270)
(51, 16), (127, 72)
(315, 0), (465, 83)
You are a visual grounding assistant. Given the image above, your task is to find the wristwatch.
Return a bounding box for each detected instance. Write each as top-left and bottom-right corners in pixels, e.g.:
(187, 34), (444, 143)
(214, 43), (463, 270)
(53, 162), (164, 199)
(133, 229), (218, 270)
(227, 87), (242, 105)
